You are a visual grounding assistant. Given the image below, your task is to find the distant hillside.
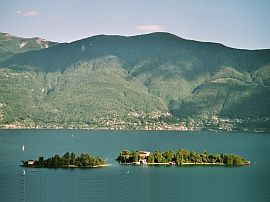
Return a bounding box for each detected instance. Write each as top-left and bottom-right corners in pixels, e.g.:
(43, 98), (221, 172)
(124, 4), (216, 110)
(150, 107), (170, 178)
(0, 32), (269, 131)
(0, 33), (57, 62)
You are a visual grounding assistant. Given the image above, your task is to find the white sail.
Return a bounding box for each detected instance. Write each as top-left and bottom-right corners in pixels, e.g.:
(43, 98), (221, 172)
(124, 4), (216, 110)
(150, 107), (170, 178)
(22, 145), (25, 151)
(22, 170), (26, 176)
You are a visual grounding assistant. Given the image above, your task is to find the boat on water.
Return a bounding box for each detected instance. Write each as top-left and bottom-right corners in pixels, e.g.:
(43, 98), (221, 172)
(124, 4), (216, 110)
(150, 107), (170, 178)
(22, 145), (25, 151)
(125, 170), (129, 174)
(21, 170), (26, 176)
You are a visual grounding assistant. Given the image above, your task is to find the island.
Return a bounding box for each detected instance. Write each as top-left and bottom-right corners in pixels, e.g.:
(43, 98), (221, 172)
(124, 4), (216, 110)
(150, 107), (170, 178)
(22, 152), (108, 168)
(116, 149), (250, 166)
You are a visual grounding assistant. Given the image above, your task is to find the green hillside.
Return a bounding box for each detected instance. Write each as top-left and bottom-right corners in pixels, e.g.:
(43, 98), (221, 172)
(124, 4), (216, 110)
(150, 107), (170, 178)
(0, 32), (269, 131)
(172, 66), (270, 117)
(0, 57), (166, 126)
(0, 33), (57, 62)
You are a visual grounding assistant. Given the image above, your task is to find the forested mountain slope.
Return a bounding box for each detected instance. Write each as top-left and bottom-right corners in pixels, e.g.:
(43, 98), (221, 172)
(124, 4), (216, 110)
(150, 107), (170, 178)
(0, 33), (57, 62)
(0, 32), (269, 130)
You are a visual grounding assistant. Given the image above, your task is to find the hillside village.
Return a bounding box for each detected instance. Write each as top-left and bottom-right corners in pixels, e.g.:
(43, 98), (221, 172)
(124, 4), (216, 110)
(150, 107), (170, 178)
(1, 110), (268, 132)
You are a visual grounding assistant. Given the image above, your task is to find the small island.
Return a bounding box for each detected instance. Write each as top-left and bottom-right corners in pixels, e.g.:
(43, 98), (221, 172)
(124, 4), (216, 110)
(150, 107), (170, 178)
(116, 149), (250, 166)
(22, 152), (108, 168)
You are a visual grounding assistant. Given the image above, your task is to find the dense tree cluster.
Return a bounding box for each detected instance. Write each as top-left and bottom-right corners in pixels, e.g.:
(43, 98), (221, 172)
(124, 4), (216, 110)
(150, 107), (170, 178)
(116, 150), (141, 164)
(116, 149), (249, 165)
(23, 152), (106, 168)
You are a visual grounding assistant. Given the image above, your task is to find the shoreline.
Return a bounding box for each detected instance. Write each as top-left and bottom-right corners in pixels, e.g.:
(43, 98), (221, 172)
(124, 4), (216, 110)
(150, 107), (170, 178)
(0, 127), (268, 133)
(120, 161), (251, 166)
(21, 164), (111, 169)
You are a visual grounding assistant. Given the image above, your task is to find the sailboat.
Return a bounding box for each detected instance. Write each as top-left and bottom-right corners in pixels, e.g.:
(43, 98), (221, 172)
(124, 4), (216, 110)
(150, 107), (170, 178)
(22, 145), (25, 151)
(21, 170), (26, 176)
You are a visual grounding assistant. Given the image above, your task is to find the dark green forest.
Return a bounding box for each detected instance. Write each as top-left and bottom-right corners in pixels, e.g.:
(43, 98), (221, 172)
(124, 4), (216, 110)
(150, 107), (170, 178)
(23, 152), (106, 168)
(0, 32), (269, 131)
(117, 149), (249, 166)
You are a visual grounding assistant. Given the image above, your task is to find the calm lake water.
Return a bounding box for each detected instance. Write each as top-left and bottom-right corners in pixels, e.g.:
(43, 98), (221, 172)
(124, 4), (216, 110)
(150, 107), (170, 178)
(0, 130), (269, 202)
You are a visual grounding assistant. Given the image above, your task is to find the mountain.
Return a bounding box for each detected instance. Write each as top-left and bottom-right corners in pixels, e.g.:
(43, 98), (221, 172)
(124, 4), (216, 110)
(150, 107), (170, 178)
(0, 32), (269, 131)
(0, 33), (57, 62)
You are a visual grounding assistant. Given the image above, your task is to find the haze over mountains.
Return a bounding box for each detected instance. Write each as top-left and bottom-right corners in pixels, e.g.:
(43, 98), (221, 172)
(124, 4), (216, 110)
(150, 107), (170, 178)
(0, 32), (269, 130)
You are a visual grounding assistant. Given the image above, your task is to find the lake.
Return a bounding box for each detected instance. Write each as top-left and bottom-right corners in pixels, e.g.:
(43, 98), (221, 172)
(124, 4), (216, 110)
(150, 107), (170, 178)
(0, 130), (269, 202)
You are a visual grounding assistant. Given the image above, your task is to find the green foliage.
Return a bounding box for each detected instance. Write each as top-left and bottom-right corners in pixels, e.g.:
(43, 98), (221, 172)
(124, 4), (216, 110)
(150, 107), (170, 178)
(116, 150), (131, 163)
(0, 33), (57, 63)
(153, 151), (164, 163)
(130, 151), (141, 163)
(116, 150), (141, 163)
(162, 150), (174, 163)
(0, 32), (270, 129)
(116, 149), (249, 165)
(23, 152), (106, 168)
(147, 154), (155, 163)
(172, 81), (270, 119)
(175, 149), (184, 164)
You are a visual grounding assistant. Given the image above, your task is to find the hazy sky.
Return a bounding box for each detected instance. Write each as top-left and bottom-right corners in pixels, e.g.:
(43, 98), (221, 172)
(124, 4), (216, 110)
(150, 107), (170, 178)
(1, 0), (269, 49)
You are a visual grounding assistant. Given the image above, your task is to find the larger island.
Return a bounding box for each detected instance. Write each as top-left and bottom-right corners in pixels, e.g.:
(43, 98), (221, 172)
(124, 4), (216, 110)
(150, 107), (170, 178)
(116, 149), (250, 166)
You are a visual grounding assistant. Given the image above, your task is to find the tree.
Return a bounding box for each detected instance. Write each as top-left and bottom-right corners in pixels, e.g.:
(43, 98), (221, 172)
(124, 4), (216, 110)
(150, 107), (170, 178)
(80, 153), (91, 166)
(190, 151), (196, 163)
(201, 153), (208, 163)
(195, 152), (202, 163)
(175, 149), (184, 164)
(116, 150), (130, 163)
(46, 158), (53, 167)
(130, 151), (140, 163)
(222, 154), (233, 165)
(210, 154), (219, 163)
(70, 152), (76, 165)
(233, 156), (245, 165)
(62, 152), (70, 166)
(226, 155), (234, 165)
(147, 154), (154, 163)
(63, 152), (70, 159)
(163, 150), (174, 163)
(37, 156), (44, 167)
(153, 151), (164, 163)
(184, 149), (191, 162)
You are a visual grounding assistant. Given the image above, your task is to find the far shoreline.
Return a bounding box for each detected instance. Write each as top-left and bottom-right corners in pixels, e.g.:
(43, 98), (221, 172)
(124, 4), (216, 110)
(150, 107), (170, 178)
(0, 127), (268, 133)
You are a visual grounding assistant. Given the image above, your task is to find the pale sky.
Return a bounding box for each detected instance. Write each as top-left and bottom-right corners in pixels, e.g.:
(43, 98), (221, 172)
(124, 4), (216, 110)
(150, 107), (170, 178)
(0, 0), (270, 49)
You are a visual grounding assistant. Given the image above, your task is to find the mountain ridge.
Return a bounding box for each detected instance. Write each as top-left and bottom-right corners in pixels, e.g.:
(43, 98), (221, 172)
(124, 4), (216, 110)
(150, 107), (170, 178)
(0, 32), (269, 131)
(2, 32), (269, 73)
